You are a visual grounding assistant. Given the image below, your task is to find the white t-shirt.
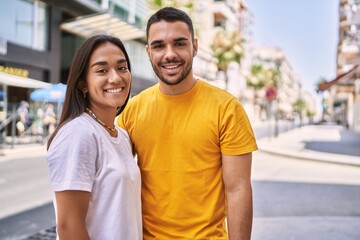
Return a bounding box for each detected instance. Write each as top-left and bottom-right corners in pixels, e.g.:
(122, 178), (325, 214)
(47, 113), (142, 240)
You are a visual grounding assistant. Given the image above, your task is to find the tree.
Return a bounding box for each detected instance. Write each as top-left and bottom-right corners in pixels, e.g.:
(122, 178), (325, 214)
(148, 0), (194, 14)
(246, 64), (279, 120)
(211, 30), (244, 72)
(315, 76), (329, 122)
(293, 98), (307, 126)
(246, 64), (278, 90)
(306, 109), (315, 124)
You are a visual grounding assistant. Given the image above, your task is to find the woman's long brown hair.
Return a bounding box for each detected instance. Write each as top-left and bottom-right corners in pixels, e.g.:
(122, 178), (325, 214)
(47, 34), (132, 149)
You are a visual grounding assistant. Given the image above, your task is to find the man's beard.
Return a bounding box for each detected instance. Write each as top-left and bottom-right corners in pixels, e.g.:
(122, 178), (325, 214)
(152, 59), (193, 86)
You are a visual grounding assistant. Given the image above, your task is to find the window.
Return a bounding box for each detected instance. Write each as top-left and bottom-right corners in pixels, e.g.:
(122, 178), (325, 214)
(0, 0), (48, 51)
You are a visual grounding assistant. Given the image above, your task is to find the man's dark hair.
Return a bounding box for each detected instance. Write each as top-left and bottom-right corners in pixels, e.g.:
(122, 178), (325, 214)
(146, 7), (194, 40)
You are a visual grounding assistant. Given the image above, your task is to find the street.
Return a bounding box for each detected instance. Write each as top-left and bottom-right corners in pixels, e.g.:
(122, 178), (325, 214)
(252, 151), (360, 240)
(0, 124), (360, 239)
(0, 145), (54, 239)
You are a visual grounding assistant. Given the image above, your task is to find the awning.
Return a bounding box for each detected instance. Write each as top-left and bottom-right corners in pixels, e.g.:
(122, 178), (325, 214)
(60, 12), (145, 41)
(317, 65), (358, 92)
(0, 72), (51, 88)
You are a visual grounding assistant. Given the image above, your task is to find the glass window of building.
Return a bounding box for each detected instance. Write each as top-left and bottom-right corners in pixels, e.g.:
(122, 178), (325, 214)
(0, 0), (48, 51)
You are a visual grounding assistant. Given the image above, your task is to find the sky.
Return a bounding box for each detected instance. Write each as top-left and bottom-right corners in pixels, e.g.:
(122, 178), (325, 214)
(248, 0), (339, 94)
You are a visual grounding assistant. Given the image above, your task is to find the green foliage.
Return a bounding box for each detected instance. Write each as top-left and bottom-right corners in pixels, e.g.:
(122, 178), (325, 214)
(306, 109), (315, 118)
(148, 0), (193, 12)
(293, 98), (307, 114)
(211, 29), (244, 71)
(315, 76), (327, 93)
(154, 0), (162, 7)
(246, 64), (279, 89)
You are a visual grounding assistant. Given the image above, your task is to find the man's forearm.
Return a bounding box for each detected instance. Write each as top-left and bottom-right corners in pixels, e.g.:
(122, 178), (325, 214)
(226, 186), (253, 240)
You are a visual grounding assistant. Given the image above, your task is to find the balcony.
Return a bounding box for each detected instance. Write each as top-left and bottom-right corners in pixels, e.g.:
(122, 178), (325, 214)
(212, 1), (238, 27)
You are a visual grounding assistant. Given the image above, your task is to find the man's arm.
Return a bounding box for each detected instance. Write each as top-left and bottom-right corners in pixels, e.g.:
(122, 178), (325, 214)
(222, 152), (253, 240)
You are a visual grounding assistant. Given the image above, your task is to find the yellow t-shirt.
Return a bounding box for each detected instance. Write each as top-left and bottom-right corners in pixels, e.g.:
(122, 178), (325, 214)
(118, 80), (258, 239)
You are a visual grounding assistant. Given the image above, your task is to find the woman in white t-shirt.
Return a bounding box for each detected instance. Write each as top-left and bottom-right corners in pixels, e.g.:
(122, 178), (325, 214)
(46, 34), (142, 240)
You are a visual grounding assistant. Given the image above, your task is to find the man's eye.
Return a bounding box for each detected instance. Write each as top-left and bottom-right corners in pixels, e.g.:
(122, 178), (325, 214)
(176, 42), (186, 47)
(118, 67), (128, 71)
(152, 44), (163, 49)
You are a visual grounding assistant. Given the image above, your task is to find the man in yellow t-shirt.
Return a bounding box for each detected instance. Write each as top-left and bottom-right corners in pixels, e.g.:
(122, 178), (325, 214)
(118, 7), (258, 240)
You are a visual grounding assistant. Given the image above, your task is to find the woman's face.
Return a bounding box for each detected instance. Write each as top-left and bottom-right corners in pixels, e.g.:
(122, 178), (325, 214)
(84, 42), (131, 114)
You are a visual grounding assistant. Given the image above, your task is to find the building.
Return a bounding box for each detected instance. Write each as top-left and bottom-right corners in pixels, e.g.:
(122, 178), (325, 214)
(248, 46), (302, 122)
(0, 0), (155, 120)
(190, 0), (251, 96)
(318, 0), (360, 132)
(0, 0), (256, 135)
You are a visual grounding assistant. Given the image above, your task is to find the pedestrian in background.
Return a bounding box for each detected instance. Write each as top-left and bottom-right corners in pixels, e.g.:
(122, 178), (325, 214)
(43, 103), (56, 136)
(47, 34), (142, 240)
(16, 100), (29, 136)
(118, 7), (257, 240)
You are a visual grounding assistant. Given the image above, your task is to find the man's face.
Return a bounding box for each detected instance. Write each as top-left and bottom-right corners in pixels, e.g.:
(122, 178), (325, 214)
(146, 20), (198, 86)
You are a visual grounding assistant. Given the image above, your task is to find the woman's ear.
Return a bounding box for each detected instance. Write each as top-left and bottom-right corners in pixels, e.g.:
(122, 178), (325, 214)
(78, 80), (88, 93)
(78, 80), (88, 98)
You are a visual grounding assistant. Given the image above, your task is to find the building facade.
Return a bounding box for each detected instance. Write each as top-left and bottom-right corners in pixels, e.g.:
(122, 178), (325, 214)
(0, 0), (156, 116)
(320, 0), (360, 131)
(248, 46), (302, 122)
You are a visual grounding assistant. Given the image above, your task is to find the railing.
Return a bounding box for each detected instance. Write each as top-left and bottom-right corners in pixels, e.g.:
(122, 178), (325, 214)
(0, 107), (17, 154)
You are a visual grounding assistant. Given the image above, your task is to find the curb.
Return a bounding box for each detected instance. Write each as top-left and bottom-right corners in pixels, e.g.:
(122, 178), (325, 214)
(258, 144), (360, 167)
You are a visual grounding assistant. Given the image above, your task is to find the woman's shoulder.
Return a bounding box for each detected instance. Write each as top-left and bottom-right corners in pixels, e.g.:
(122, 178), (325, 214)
(58, 114), (97, 138)
(49, 114), (98, 150)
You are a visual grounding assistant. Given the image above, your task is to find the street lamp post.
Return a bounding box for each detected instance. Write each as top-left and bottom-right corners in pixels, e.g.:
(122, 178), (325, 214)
(274, 58), (282, 138)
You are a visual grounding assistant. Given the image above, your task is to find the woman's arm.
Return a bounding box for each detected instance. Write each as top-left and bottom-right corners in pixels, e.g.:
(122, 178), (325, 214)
(55, 190), (91, 240)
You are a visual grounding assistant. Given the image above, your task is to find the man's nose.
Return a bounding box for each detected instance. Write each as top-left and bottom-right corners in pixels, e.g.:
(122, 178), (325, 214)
(164, 45), (176, 60)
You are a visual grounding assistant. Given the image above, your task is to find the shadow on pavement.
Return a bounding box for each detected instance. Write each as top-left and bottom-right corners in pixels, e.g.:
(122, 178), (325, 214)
(304, 128), (360, 157)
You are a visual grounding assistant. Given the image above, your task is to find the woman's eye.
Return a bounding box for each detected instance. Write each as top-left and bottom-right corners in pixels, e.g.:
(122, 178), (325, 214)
(96, 69), (106, 73)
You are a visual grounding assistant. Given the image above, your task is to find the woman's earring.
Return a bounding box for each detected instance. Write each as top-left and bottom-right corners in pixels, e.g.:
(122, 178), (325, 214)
(83, 92), (86, 99)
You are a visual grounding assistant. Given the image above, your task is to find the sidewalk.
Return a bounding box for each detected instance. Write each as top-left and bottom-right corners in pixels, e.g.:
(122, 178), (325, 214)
(3, 123), (360, 239)
(1, 123), (359, 166)
(257, 124), (360, 167)
(0, 142), (47, 162)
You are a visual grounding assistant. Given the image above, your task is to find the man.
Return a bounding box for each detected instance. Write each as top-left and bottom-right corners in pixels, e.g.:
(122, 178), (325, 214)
(118, 7), (258, 240)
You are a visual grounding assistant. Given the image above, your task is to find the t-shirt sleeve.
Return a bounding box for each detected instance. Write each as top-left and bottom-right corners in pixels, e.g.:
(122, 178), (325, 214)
(117, 96), (135, 131)
(47, 123), (98, 192)
(117, 111), (126, 129)
(220, 99), (258, 155)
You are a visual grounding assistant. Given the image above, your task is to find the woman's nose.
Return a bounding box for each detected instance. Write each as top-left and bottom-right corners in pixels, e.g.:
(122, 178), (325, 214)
(108, 69), (121, 83)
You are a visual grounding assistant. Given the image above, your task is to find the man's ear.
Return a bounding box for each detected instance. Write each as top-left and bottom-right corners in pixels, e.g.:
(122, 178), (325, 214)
(146, 44), (151, 60)
(193, 37), (198, 57)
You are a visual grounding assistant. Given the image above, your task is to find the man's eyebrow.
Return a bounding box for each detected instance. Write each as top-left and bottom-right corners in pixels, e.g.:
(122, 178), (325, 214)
(149, 37), (189, 46)
(117, 59), (127, 64)
(174, 37), (189, 42)
(149, 40), (163, 46)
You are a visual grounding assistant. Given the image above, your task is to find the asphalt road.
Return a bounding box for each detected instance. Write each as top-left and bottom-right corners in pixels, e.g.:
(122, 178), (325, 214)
(1, 124), (360, 239)
(251, 150), (360, 240)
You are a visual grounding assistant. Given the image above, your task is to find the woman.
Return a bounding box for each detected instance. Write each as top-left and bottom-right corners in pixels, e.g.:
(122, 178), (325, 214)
(47, 34), (142, 240)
